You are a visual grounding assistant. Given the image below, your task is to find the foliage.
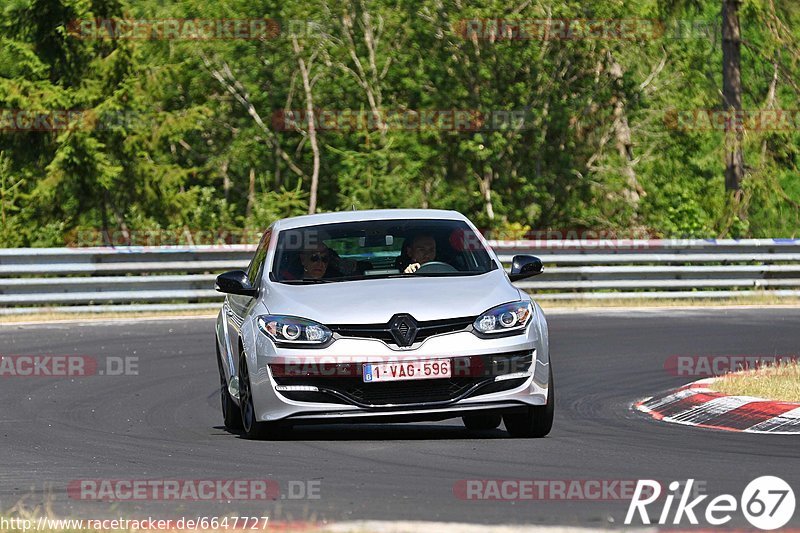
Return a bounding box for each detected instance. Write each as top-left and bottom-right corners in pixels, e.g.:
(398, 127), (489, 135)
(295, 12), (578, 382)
(1, 0), (799, 246)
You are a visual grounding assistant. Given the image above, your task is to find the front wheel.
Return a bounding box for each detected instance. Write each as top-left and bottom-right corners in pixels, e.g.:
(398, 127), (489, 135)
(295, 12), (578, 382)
(238, 351), (288, 440)
(217, 343), (242, 430)
(503, 366), (554, 438)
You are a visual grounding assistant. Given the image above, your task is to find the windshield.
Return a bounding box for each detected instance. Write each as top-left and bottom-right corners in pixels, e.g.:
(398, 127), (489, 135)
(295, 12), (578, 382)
(270, 219), (496, 283)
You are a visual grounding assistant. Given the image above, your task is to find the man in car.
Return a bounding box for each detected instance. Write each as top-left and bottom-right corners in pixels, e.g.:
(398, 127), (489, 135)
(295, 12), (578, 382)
(399, 234), (437, 273)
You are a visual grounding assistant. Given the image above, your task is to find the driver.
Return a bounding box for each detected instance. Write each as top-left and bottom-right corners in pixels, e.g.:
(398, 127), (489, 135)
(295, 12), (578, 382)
(401, 234), (437, 273)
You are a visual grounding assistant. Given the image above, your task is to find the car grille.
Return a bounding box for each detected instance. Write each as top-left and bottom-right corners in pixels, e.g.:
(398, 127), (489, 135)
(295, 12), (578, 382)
(327, 316), (475, 346)
(272, 351), (532, 407)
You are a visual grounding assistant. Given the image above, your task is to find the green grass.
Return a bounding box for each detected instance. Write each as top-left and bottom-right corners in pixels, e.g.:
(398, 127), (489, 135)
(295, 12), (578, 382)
(0, 309), (216, 324)
(710, 361), (800, 402)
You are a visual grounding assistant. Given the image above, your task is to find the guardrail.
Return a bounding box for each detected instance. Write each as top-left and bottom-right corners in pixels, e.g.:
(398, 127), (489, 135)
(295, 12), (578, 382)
(1, 239), (799, 314)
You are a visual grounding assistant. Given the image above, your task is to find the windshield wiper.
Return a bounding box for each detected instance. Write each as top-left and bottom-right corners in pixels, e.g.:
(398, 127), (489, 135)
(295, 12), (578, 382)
(413, 271), (484, 277)
(360, 272), (486, 279)
(278, 278), (336, 284)
(278, 271), (488, 284)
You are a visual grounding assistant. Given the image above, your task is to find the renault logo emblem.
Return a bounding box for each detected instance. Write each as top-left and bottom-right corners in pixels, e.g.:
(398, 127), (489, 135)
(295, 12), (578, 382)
(389, 314), (418, 347)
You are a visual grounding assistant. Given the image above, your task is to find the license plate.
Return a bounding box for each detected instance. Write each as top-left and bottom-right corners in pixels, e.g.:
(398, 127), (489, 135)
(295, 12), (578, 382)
(362, 359), (451, 383)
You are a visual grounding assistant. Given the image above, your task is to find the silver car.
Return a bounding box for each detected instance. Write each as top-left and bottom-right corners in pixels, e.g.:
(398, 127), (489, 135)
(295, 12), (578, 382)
(214, 209), (552, 439)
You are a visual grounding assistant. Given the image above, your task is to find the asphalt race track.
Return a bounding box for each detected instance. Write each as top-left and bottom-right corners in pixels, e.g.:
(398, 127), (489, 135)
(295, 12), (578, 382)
(1, 309), (799, 528)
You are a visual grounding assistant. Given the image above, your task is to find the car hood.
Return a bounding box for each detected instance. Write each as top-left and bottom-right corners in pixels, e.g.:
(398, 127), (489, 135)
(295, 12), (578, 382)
(264, 269), (522, 323)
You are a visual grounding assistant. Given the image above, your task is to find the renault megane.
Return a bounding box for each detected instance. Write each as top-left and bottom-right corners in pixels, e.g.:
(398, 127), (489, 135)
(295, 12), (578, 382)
(214, 209), (552, 439)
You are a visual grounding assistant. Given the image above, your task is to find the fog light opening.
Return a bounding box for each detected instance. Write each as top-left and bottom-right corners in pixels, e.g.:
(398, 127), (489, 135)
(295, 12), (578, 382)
(275, 385), (320, 392)
(494, 371), (533, 382)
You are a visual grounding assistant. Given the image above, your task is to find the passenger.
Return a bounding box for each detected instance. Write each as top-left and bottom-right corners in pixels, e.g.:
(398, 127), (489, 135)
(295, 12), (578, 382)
(299, 242), (341, 279)
(280, 242), (342, 280)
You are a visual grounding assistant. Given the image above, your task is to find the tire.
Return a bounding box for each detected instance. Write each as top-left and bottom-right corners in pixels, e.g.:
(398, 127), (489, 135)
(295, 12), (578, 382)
(238, 350), (287, 440)
(462, 414), (502, 430)
(217, 343), (243, 430)
(503, 365), (554, 438)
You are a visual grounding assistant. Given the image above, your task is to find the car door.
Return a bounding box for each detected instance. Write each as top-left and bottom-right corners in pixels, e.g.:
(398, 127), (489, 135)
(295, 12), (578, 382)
(225, 228), (272, 358)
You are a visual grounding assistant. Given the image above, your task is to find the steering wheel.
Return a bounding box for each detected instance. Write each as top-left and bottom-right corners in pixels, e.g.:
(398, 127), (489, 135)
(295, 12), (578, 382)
(414, 261), (458, 274)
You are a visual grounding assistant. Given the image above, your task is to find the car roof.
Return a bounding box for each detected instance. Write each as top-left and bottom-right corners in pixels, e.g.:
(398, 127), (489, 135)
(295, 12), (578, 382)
(272, 209), (468, 231)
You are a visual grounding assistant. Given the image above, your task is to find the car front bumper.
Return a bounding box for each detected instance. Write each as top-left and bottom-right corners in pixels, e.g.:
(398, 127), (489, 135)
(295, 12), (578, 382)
(246, 321), (550, 423)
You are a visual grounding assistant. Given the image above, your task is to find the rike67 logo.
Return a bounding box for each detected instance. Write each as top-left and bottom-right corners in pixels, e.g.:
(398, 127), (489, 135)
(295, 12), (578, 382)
(625, 476), (795, 530)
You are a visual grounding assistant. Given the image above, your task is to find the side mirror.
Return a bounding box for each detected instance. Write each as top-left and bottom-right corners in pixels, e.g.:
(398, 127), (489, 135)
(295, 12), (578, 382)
(215, 270), (258, 297)
(509, 255), (544, 281)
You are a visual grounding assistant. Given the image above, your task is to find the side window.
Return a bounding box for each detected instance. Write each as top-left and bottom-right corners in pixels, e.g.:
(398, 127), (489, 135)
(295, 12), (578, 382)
(246, 230), (272, 288)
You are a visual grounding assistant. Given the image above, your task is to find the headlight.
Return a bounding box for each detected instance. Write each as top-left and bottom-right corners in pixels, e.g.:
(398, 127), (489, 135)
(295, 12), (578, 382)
(473, 302), (533, 336)
(257, 315), (332, 346)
